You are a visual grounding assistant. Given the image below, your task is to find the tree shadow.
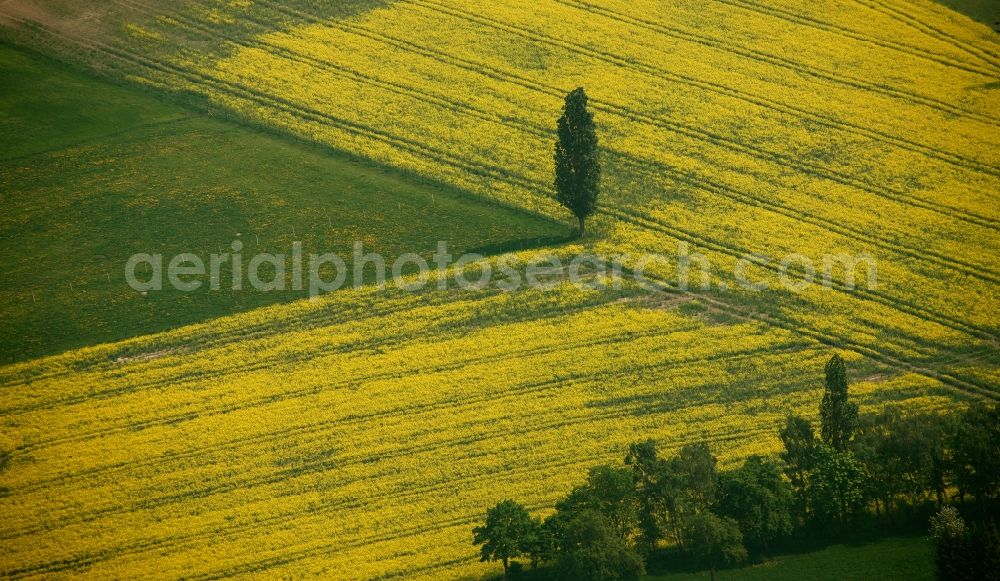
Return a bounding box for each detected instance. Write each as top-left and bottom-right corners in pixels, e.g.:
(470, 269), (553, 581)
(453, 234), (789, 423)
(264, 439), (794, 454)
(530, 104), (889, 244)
(466, 233), (576, 257)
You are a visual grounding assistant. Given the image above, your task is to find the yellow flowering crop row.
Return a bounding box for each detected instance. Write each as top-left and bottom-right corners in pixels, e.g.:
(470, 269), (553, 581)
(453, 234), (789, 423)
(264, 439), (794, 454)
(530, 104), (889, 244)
(0, 279), (953, 578)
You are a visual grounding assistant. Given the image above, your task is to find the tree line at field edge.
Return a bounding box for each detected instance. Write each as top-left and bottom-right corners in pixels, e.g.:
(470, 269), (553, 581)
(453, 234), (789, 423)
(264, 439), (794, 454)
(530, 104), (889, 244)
(472, 354), (1000, 581)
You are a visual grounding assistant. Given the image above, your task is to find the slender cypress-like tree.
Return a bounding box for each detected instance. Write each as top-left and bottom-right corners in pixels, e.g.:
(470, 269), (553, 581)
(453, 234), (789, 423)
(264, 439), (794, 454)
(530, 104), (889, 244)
(554, 87), (600, 237)
(819, 354), (858, 450)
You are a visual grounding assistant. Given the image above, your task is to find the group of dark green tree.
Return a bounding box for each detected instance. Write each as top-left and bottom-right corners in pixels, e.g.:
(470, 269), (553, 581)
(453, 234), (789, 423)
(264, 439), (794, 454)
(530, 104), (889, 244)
(472, 355), (1000, 580)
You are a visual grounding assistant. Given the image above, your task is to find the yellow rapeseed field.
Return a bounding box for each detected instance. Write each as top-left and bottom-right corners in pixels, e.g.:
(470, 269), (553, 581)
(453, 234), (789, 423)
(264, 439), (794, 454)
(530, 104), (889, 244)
(0, 0), (997, 578)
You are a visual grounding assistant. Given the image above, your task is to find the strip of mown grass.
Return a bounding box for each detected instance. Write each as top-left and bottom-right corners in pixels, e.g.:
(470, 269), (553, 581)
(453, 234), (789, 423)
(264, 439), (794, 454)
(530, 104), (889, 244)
(645, 536), (933, 581)
(0, 44), (565, 363)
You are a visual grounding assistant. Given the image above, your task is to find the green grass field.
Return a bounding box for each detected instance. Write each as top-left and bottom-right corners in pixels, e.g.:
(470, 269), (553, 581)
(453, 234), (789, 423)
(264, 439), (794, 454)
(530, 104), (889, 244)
(647, 536), (933, 581)
(0, 45), (563, 363)
(937, 0), (1000, 27)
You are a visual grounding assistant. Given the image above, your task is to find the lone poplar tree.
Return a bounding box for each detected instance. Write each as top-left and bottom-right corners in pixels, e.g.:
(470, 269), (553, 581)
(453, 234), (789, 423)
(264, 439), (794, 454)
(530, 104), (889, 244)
(554, 87), (600, 237)
(819, 354), (858, 450)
